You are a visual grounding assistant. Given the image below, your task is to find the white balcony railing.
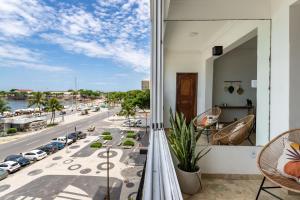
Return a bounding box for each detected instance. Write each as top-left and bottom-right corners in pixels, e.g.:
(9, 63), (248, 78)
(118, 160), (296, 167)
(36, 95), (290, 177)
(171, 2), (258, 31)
(143, 129), (183, 200)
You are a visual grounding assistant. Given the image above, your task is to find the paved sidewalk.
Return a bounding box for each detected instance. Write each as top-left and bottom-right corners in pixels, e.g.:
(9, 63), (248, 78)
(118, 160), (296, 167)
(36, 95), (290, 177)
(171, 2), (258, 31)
(0, 136), (143, 200)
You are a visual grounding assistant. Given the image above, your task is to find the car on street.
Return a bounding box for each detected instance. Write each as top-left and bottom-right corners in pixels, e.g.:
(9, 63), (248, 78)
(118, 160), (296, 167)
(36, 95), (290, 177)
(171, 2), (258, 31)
(67, 133), (78, 143)
(0, 168), (8, 181)
(50, 141), (65, 150)
(0, 161), (21, 173)
(38, 144), (58, 155)
(122, 120), (136, 127)
(22, 150), (47, 161)
(4, 155), (30, 167)
(52, 136), (73, 145)
(69, 131), (87, 140)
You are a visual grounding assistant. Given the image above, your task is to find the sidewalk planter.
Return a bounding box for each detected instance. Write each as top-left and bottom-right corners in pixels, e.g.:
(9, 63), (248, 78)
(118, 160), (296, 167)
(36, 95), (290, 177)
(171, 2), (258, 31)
(176, 167), (202, 195)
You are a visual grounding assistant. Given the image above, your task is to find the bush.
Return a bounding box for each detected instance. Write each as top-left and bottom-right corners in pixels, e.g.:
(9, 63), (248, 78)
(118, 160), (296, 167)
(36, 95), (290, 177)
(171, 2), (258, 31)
(127, 130), (134, 134)
(126, 132), (137, 139)
(123, 139), (135, 146)
(103, 135), (113, 140)
(102, 131), (111, 135)
(7, 128), (17, 134)
(90, 142), (102, 148)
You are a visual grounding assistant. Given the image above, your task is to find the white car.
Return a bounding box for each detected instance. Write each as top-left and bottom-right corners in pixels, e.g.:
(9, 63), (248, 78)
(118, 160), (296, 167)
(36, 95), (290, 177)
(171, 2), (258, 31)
(52, 136), (73, 145)
(0, 161), (21, 173)
(22, 150), (47, 161)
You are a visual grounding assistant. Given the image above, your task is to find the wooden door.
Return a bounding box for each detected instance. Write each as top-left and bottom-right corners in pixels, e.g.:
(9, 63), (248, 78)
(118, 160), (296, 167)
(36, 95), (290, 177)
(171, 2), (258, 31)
(176, 73), (198, 123)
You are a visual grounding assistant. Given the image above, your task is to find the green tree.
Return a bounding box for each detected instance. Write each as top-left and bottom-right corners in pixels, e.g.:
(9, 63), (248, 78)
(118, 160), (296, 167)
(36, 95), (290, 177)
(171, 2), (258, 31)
(0, 98), (11, 115)
(44, 98), (63, 124)
(119, 99), (136, 120)
(28, 92), (45, 114)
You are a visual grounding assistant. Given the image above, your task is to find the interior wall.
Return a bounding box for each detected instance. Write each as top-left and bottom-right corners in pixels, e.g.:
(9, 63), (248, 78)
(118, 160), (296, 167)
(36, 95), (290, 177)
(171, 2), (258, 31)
(198, 145), (261, 174)
(213, 37), (257, 122)
(202, 21), (270, 145)
(269, 0), (298, 138)
(289, 3), (300, 129)
(163, 51), (202, 127)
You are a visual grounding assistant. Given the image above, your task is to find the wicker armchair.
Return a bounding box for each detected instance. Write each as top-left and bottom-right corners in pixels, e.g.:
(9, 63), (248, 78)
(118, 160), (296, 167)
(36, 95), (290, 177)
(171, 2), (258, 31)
(256, 129), (300, 200)
(193, 107), (222, 143)
(213, 115), (255, 145)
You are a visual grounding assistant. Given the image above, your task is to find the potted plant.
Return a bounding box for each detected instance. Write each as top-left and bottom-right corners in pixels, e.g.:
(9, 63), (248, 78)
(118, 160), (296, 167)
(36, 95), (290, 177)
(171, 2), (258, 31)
(168, 109), (211, 195)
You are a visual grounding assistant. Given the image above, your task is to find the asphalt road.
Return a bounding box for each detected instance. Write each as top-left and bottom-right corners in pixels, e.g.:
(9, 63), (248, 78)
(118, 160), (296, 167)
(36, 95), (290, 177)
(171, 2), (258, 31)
(0, 109), (119, 161)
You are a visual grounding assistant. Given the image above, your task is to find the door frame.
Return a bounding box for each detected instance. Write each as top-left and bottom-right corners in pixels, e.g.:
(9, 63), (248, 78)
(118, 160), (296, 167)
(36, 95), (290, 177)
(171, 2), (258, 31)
(176, 73), (198, 121)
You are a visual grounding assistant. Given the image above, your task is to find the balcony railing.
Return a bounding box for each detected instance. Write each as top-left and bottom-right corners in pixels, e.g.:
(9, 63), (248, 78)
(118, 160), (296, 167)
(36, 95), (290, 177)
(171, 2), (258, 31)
(142, 129), (183, 200)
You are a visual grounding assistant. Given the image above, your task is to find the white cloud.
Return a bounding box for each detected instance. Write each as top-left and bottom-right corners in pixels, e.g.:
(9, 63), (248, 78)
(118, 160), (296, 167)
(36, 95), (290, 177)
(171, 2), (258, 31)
(0, 0), (151, 74)
(0, 43), (70, 72)
(0, 0), (54, 37)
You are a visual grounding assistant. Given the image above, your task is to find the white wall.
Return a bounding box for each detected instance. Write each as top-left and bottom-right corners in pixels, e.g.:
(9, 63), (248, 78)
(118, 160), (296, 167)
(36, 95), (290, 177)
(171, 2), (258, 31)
(198, 145), (261, 174)
(163, 51), (202, 126)
(290, 3), (300, 129)
(213, 39), (257, 122)
(270, 0), (298, 139)
(201, 21), (271, 145)
(168, 0), (271, 20)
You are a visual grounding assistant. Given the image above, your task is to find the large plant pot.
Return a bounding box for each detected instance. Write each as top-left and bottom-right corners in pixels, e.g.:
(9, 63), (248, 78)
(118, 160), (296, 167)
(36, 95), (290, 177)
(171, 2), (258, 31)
(176, 166), (202, 195)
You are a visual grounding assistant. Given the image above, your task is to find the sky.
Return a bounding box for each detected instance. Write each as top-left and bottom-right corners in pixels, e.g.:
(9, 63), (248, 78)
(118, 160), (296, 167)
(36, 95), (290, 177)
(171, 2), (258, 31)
(0, 0), (151, 92)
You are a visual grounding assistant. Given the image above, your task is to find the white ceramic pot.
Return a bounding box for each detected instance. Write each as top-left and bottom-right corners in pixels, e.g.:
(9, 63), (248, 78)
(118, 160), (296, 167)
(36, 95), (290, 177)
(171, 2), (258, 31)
(176, 166), (202, 195)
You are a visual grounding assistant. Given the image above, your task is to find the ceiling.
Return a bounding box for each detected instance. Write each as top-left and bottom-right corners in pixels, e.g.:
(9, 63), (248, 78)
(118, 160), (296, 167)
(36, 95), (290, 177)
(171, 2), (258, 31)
(164, 21), (232, 53)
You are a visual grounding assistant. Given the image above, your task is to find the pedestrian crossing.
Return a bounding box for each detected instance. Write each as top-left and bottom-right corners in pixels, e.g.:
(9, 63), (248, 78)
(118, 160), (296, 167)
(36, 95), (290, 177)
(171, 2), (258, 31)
(54, 185), (91, 200)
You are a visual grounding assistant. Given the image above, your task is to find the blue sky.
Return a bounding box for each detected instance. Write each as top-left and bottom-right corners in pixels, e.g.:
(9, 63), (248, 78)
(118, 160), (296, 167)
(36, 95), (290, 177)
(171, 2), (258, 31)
(0, 0), (150, 91)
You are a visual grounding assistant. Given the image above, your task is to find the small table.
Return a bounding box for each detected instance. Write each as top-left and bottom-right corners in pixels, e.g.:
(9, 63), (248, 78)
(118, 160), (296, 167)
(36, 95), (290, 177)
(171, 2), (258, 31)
(219, 105), (255, 115)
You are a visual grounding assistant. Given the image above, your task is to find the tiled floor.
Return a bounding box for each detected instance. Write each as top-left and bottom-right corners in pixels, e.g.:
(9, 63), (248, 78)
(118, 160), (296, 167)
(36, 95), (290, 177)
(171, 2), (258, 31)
(183, 178), (300, 200)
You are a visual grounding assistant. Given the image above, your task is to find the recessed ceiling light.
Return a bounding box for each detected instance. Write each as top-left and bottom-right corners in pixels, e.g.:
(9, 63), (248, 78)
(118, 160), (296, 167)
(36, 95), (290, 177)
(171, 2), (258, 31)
(190, 32), (199, 37)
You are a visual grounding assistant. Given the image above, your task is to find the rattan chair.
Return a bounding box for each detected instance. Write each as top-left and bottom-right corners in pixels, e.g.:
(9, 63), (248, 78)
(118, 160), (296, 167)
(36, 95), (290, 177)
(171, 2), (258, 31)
(193, 107), (222, 143)
(256, 129), (300, 200)
(213, 115), (255, 145)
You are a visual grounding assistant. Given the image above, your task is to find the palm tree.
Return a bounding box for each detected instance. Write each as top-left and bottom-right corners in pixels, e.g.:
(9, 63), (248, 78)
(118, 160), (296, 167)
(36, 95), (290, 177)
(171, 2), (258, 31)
(0, 98), (11, 115)
(44, 98), (63, 124)
(28, 92), (45, 114)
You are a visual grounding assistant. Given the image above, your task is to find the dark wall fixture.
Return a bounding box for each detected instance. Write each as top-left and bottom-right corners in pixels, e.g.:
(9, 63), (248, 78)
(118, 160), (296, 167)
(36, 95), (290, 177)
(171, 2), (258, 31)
(212, 46), (223, 56)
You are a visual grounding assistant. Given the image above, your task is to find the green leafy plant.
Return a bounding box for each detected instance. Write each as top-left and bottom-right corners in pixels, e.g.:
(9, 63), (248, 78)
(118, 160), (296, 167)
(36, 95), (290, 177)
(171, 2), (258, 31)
(127, 130), (135, 134)
(90, 141), (102, 148)
(168, 108), (211, 172)
(123, 139), (135, 146)
(126, 132), (137, 139)
(103, 135), (113, 140)
(7, 128), (17, 134)
(102, 131), (111, 135)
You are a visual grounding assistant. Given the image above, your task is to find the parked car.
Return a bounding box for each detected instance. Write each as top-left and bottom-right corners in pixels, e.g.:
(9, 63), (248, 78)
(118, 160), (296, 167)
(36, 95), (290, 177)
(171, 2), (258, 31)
(122, 121), (136, 127)
(67, 133), (78, 143)
(4, 155), (30, 167)
(38, 144), (58, 155)
(0, 168), (8, 181)
(0, 161), (21, 173)
(69, 131), (87, 140)
(50, 141), (65, 150)
(22, 150), (47, 161)
(52, 137), (73, 145)
(87, 125), (95, 132)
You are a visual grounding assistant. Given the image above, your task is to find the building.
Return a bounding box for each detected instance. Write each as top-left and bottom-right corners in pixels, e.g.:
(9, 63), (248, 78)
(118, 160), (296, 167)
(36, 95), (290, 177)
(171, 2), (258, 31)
(141, 80), (150, 90)
(141, 0), (300, 199)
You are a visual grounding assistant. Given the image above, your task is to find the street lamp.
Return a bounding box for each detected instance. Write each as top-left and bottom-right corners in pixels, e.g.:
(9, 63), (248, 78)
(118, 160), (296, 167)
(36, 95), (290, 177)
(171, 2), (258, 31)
(105, 145), (112, 200)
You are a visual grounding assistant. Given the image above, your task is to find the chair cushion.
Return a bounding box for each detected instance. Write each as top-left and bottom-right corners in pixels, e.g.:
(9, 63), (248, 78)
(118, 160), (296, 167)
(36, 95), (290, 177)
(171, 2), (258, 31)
(277, 141), (300, 184)
(199, 116), (208, 127)
(231, 122), (245, 133)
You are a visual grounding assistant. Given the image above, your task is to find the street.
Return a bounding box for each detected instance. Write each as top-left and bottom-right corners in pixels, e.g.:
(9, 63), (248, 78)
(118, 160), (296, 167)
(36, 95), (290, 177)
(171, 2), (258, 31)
(0, 109), (118, 161)
(0, 108), (148, 200)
